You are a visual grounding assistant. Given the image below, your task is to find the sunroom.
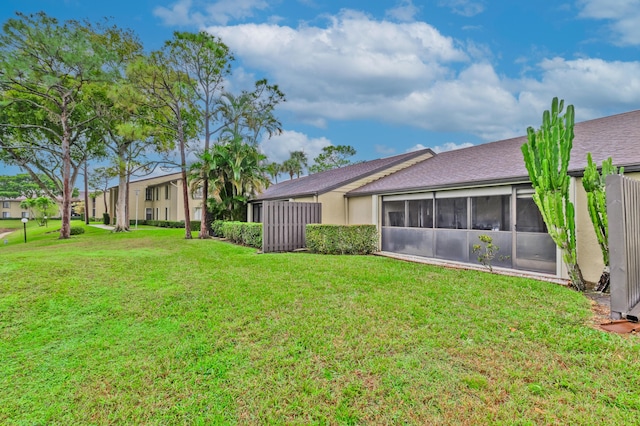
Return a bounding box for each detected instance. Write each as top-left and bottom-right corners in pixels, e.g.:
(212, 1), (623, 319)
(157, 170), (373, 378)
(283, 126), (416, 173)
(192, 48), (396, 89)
(379, 184), (558, 275)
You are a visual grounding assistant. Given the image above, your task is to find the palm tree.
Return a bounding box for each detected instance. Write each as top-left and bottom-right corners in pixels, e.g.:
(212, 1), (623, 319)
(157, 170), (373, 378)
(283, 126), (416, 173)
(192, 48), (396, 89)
(266, 162), (282, 183)
(282, 150), (308, 179)
(190, 134), (270, 222)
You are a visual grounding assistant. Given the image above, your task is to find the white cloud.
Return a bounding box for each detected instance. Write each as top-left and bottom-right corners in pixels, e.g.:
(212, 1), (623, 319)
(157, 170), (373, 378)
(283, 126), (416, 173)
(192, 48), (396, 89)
(407, 142), (474, 153)
(375, 144), (397, 155)
(578, 0), (640, 45)
(260, 130), (331, 163)
(438, 0), (485, 17)
(154, 0), (269, 27)
(385, 0), (420, 22)
(153, 0), (200, 26)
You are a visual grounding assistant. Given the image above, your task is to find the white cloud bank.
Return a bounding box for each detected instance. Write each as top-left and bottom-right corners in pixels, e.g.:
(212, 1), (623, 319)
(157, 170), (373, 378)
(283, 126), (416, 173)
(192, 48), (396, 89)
(578, 0), (640, 45)
(155, 2), (640, 146)
(260, 130), (331, 164)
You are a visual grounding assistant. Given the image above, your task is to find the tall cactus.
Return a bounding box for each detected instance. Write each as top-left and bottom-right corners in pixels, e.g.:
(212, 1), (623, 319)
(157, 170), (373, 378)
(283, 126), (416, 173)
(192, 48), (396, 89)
(582, 153), (623, 291)
(521, 98), (585, 291)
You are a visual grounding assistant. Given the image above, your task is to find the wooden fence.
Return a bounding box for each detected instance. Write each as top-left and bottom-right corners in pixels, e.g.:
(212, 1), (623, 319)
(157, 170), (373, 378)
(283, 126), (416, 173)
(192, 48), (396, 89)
(262, 201), (321, 253)
(607, 174), (640, 320)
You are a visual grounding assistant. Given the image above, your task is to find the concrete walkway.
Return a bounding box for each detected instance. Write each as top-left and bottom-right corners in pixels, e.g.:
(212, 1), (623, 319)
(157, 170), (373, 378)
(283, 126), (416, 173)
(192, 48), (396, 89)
(89, 224), (115, 231)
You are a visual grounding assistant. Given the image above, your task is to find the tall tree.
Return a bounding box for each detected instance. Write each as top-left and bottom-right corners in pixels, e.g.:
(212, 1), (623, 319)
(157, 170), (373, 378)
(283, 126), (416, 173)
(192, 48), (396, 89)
(521, 97), (585, 291)
(167, 31), (232, 238)
(309, 145), (356, 173)
(190, 134), (269, 221)
(0, 12), (137, 238)
(88, 166), (117, 217)
(0, 173), (57, 199)
(127, 48), (199, 239)
(282, 150), (308, 179)
(265, 162), (282, 183)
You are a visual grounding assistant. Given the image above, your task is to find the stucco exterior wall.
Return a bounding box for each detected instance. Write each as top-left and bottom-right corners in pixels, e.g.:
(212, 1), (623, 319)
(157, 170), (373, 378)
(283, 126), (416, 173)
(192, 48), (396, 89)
(318, 192), (347, 224)
(1, 200), (28, 219)
(111, 173), (205, 223)
(575, 171), (640, 284)
(347, 195), (374, 225)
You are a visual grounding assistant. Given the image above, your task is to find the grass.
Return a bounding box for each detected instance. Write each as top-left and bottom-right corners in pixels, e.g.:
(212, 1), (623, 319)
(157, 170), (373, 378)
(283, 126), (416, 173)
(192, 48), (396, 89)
(1, 222), (639, 424)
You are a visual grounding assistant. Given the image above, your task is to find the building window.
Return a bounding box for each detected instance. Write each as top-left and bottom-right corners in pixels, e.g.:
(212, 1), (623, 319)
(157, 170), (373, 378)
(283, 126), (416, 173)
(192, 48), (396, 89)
(383, 201), (405, 227)
(21, 212), (29, 218)
(165, 207), (168, 221)
(516, 197), (547, 233)
(165, 185), (170, 200)
(155, 208), (159, 219)
(145, 208), (153, 220)
(2, 212), (9, 219)
(192, 186), (203, 199)
(155, 188), (159, 201)
(2, 201), (9, 208)
(145, 188), (153, 201)
(436, 197), (467, 229)
(471, 195), (510, 231)
(194, 207), (202, 220)
(408, 199), (433, 228)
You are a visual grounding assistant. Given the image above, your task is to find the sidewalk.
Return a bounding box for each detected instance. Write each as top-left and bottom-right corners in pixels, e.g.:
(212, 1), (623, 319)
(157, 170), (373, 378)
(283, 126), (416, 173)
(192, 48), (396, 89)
(89, 224), (115, 231)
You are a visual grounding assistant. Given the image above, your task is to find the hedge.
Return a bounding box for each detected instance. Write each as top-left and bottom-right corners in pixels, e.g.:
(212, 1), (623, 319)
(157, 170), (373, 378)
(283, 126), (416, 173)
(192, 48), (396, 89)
(218, 221), (262, 249)
(306, 224), (378, 255)
(129, 220), (201, 231)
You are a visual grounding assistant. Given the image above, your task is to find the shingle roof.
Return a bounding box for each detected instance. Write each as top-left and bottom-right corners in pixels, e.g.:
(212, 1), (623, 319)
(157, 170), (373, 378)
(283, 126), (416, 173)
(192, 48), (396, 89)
(253, 148), (434, 201)
(348, 109), (640, 196)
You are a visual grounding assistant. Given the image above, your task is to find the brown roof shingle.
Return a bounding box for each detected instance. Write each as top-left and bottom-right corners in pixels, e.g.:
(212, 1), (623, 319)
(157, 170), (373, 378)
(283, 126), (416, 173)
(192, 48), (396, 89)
(348, 109), (640, 196)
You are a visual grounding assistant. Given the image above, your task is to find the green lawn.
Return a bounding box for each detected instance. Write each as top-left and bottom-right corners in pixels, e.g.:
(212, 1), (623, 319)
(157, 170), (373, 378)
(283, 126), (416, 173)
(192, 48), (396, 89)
(1, 223), (638, 424)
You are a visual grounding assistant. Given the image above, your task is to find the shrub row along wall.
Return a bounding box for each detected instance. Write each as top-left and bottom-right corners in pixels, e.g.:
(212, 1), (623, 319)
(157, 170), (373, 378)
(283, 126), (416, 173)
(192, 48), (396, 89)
(213, 220), (262, 249)
(306, 224), (378, 255)
(129, 220), (201, 231)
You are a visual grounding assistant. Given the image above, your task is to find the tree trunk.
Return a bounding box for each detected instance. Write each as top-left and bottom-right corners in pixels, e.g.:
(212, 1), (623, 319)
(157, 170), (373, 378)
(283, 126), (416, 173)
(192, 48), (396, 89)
(114, 158), (129, 232)
(178, 120), (192, 240)
(84, 159), (89, 224)
(59, 101), (72, 239)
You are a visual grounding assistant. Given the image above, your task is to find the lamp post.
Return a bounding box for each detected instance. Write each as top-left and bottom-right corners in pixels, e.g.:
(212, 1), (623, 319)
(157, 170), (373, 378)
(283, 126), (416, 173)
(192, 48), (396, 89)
(135, 189), (140, 229)
(21, 217), (28, 243)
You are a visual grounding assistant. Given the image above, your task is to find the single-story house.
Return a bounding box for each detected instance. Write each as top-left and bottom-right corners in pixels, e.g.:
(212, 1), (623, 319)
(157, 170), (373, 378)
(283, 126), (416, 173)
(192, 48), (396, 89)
(249, 148), (435, 224)
(249, 110), (640, 283)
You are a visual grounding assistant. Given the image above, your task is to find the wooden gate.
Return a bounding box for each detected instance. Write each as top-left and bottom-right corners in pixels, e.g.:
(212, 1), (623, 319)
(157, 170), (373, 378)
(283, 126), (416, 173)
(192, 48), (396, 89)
(607, 174), (640, 320)
(262, 201), (321, 253)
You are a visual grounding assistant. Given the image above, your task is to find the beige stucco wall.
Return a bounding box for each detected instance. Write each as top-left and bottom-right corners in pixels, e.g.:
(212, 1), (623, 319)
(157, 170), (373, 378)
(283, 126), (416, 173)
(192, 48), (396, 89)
(318, 191), (347, 224)
(347, 195), (374, 225)
(111, 173), (205, 223)
(1, 200), (28, 219)
(575, 172), (640, 284)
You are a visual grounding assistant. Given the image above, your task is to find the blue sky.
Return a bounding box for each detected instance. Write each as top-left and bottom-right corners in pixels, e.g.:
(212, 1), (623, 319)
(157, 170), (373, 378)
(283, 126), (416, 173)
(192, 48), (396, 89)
(1, 0), (640, 172)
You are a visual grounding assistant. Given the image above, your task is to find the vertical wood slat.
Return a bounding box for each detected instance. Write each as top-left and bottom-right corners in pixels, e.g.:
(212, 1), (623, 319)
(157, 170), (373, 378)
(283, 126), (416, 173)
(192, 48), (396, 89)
(607, 174), (640, 318)
(262, 201), (321, 253)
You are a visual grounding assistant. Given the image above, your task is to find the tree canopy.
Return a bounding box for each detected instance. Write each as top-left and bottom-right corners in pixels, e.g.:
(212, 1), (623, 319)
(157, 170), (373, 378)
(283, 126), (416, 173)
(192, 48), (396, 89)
(309, 145), (356, 173)
(0, 12), (140, 238)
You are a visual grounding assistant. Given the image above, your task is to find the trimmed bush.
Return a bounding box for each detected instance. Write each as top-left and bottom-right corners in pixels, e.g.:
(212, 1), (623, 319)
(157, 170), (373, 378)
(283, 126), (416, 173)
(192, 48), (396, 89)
(218, 221), (262, 249)
(69, 226), (85, 235)
(306, 224), (378, 255)
(211, 220), (224, 237)
(103, 213), (110, 225)
(128, 220), (200, 231)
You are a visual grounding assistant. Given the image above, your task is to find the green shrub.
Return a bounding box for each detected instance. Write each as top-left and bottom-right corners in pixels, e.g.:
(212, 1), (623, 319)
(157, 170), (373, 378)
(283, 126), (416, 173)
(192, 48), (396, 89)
(218, 221), (262, 249)
(103, 213), (110, 225)
(306, 224), (377, 255)
(69, 226), (85, 235)
(211, 220), (224, 237)
(127, 220), (200, 231)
